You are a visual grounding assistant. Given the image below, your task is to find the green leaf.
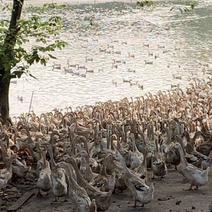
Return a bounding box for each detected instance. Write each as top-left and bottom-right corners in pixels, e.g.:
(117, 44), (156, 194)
(48, 54), (57, 59)
(40, 58), (47, 65)
(0, 3), (67, 82)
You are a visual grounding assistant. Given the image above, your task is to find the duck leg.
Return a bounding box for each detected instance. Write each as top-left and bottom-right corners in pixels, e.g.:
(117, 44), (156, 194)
(53, 196), (59, 202)
(134, 200), (137, 208)
(132, 200), (144, 208)
(63, 197), (68, 202)
(64, 193), (69, 202)
(36, 189), (42, 197)
(51, 197), (62, 205)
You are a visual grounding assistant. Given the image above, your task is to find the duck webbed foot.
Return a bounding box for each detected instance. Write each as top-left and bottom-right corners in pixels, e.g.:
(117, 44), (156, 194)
(53, 197), (59, 202)
(184, 184), (195, 191)
(63, 196), (68, 202)
(51, 197), (64, 205)
(130, 200), (144, 208)
(36, 190), (42, 198)
(134, 200), (137, 208)
(36, 189), (49, 197)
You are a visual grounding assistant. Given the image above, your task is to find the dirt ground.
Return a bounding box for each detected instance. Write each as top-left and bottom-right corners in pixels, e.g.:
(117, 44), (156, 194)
(13, 169), (212, 212)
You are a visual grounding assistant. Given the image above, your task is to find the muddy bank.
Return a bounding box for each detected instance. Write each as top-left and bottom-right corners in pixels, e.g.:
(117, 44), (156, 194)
(11, 170), (212, 212)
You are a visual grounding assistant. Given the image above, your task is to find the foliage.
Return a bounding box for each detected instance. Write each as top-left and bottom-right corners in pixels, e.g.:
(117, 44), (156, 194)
(190, 1), (198, 9)
(170, 0), (198, 13)
(170, 4), (197, 13)
(27, 3), (70, 14)
(136, 0), (153, 8)
(0, 2), (67, 79)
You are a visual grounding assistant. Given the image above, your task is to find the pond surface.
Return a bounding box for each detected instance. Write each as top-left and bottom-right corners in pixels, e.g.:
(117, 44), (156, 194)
(4, 0), (212, 116)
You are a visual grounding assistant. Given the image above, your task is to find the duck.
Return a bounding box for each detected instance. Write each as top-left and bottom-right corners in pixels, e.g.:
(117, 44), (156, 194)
(152, 157), (167, 179)
(127, 133), (144, 170)
(79, 150), (97, 183)
(12, 156), (29, 178)
(0, 144), (15, 189)
(36, 147), (52, 196)
(89, 199), (97, 212)
(91, 154), (116, 192)
(51, 165), (68, 201)
(165, 142), (181, 168)
(196, 142), (212, 157)
(63, 160), (91, 212)
(175, 142), (209, 190)
(201, 151), (212, 170)
(123, 168), (154, 207)
(68, 156), (112, 211)
(151, 136), (167, 179)
(0, 158), (14, 189)
(48, 144), (68, 202)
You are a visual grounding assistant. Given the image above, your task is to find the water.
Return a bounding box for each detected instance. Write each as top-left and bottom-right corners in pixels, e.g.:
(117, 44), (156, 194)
(3, 0), (212, 116)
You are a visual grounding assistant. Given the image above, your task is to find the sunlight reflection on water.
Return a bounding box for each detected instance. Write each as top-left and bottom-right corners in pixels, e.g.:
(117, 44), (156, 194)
(5, 1), (212, 116)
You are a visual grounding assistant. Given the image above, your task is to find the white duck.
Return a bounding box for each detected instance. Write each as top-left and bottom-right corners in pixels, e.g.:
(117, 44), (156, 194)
(0, 156), (15, 189)
(0, 144), (15, 189)
(127, 133), (144, 170)
(49, 145), (68, 201)
(175, 142), (209, 190)
(36, 148), (52, 196)
(123, 168), (154, 207)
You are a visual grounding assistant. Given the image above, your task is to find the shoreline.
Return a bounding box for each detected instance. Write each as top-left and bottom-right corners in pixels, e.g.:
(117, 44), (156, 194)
(24, 0), (136, 6)
(11, 78), (212, 119)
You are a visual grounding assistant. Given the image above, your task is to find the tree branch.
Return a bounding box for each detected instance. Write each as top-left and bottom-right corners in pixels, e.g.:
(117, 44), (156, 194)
(4, 0), (24, 47)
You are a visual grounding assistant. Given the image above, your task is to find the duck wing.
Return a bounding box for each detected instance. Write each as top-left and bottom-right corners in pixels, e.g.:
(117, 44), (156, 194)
(128, 175), (149, 191)
(182, 165), (203, 179)
(134, 184), (148, 192)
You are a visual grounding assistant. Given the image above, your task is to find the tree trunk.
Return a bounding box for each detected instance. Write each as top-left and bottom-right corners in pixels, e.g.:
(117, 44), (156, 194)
(0, 76), (10, 123)
(0, 0), (24, 123)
